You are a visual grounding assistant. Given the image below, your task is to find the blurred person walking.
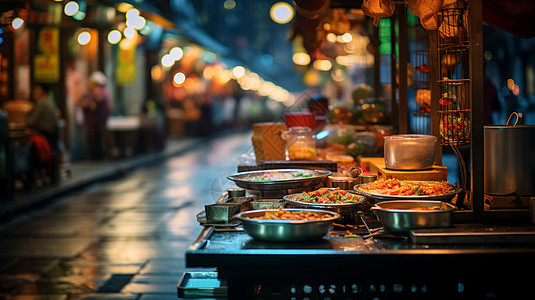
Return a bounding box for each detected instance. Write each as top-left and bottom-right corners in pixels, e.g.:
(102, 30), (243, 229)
(79, 71), (112, 160)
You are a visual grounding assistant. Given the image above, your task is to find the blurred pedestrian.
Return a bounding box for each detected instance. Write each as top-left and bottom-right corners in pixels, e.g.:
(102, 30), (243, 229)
(79, 71), (112, 159)
(26, 83), (59, 186)
(26, 83), (58, 144)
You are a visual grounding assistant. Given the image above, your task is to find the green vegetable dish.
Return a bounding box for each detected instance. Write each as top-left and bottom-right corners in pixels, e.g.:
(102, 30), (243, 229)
(289, 188), (362, 204)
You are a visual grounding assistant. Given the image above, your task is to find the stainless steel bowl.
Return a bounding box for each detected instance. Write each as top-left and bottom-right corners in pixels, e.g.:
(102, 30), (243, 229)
(235, 208), (340, 242)
(372, 200), (456, 234)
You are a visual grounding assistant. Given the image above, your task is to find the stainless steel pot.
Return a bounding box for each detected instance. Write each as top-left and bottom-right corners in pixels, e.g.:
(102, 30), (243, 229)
(384, 134), (437, 170)
(372, 200), (456, 234)
(484, 125), (535, 196)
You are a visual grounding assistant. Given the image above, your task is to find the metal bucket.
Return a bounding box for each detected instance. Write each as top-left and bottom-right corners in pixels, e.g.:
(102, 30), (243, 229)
(484, 125), (535, 196)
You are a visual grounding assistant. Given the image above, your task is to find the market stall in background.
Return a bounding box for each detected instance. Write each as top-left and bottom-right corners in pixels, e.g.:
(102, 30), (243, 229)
(0, 0), (299, 197)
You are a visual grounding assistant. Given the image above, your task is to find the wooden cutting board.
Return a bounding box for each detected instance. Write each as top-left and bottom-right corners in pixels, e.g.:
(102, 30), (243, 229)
(362, 157), (448, 181)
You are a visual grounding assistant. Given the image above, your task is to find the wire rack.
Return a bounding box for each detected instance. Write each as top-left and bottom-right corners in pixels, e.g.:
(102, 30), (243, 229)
(411, 25), (431, 135)
(436, 3), (470, 147)
(433, 2), (470, 204)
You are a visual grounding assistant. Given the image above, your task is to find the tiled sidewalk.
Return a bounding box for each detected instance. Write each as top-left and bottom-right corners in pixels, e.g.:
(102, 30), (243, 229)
(1, 137), (204, 219)
(0, 132), (251, 299)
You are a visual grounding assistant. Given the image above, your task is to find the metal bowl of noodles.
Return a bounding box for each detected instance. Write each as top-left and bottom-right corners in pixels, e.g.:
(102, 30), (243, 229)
(235, 208), (340, 242)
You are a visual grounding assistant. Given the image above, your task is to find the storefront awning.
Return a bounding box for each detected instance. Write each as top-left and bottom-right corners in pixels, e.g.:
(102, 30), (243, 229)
(482, 0), (535, 38)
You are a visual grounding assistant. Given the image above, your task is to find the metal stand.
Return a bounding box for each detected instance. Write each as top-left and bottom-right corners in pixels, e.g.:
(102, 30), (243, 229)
(451, 144), (467, 209)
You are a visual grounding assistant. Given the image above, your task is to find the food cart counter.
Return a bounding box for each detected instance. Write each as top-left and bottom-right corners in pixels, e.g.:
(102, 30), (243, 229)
(182, 215), (535, 299)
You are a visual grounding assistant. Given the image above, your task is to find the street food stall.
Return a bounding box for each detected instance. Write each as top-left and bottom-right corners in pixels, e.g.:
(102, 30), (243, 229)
(180, 166), (535, 298)
(178, 1), (535, 299)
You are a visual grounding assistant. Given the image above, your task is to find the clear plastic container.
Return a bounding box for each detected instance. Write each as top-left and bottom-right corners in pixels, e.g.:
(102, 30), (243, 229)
(282, 127), (317, 160)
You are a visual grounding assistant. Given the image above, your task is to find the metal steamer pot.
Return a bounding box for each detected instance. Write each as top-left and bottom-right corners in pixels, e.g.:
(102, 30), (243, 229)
(484, 119), (535, 196)
(384, 134), (437, 170)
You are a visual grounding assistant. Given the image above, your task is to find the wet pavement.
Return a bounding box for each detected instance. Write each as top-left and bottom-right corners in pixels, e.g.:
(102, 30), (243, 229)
(0, 132), (252, 299)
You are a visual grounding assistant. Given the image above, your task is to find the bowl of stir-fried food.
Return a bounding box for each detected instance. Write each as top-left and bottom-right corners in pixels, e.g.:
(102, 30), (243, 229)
(235, 208), (340, 242)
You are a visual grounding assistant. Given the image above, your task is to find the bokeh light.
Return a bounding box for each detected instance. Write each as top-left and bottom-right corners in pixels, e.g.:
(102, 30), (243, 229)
(12, 18), (24, 30)
(232, 66), (246, 79)
(292, 52), (311, 66)
(169, 47), (184, 61)
(107, 30), (122, 44)
(270, 2), (294, 24)
(173, 72), (186, 86)
(77, 31), (91, 45)
(161, 54), (174, 68)
(64, 1), (79, 16)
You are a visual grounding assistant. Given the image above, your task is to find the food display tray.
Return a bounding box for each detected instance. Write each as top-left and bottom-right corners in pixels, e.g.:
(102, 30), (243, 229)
(353, 182), (461, 203)
(227, 169), (331, 190)
(283, 191), (368, 215)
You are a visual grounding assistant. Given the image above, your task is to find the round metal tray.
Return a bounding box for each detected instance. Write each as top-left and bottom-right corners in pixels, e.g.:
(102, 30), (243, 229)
(235, 208), (340, 242)
(353, 182), (461, 203)
(283, 190), (367, 215)
(227, 169), (331, 191)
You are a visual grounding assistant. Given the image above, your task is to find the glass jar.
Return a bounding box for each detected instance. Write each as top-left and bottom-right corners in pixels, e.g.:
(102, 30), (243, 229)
(282, 127), (317, 160)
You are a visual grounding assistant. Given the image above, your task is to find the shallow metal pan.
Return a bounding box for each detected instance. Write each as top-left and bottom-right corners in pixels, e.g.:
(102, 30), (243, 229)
(235, 208), (340, 242)
(227, 169), (331, 191)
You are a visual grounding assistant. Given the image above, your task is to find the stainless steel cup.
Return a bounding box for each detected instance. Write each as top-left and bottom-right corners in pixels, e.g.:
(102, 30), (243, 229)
(227, 188), (246, 198)
(328, 176), (359, 190)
